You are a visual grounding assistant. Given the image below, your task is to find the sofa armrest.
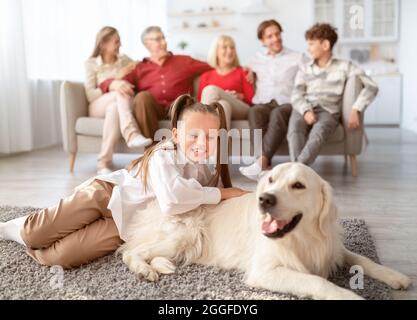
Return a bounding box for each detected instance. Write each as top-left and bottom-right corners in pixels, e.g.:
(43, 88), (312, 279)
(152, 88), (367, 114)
(60, 81), (89, 153)
(342, 76), (364, 155)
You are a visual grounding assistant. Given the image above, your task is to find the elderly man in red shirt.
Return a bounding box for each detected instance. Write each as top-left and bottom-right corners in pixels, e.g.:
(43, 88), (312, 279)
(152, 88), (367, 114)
(100, 26), (212, 141)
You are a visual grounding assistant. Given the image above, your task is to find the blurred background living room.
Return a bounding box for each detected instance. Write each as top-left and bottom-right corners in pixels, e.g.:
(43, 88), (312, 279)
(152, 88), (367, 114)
(0, 0), (416, 299)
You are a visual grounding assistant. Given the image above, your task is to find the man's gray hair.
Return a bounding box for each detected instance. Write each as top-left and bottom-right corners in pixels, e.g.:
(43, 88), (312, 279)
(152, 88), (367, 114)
(141, 26), (163, 44)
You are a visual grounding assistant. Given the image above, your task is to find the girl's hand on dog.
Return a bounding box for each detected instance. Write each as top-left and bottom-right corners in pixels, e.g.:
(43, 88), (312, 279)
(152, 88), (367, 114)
(219, 187), (251, 200)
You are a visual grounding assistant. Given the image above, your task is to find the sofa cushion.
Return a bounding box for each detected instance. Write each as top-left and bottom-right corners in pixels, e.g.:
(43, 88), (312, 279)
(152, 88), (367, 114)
(75, 117), (345, 143)
(75, 118), (172, 137)
(328, 125), (345, 143)
(75, 117), (104, 137)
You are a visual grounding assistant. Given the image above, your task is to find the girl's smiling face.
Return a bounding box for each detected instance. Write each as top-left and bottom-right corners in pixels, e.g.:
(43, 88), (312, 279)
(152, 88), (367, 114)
(172, 111), (220, 163)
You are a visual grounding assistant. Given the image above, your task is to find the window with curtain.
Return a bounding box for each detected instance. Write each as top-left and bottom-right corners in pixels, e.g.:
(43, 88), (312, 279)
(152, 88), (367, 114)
(0, 0), (167, 154)
(22, 0), (167, 81)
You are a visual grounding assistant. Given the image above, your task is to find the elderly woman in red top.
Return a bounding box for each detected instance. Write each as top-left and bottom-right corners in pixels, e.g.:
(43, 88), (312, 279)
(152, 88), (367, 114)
(198, 35), (254, 130)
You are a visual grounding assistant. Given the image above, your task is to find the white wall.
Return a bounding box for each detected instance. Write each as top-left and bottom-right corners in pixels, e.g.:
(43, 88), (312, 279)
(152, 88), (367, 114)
(166, 0), (313, 64)
(399, 0), (417, 134)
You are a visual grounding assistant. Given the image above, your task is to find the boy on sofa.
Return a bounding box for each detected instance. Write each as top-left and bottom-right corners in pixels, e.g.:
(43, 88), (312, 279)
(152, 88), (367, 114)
(239, 20), (307, 180)
(288, 23), (378, 165)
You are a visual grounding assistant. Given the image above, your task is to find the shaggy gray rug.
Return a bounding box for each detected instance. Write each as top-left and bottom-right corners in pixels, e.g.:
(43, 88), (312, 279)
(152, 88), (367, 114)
(0, 206), (392, 300)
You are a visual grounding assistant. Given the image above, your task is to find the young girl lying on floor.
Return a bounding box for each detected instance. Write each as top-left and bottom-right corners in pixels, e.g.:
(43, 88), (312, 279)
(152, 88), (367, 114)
(0, 94), (248, 269)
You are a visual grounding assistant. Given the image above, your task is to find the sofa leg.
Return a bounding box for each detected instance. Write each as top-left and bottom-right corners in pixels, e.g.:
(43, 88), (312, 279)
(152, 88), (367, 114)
(349, 155), (358, 177)
(69, 152), (77, 173)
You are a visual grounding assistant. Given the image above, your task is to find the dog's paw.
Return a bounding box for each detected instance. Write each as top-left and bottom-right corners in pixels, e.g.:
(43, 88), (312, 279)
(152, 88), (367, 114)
(133, 261), (160, 282)
(122, 252), (133, 265)
(150, 257), (176, 275)
(122, 253), (160, 282)
(137, 264), (160, 282)
(384, 271), (412, 290)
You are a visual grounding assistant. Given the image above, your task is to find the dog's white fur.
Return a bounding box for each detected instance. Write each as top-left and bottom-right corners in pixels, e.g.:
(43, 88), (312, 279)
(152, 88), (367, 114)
(118, 163), (411, 300)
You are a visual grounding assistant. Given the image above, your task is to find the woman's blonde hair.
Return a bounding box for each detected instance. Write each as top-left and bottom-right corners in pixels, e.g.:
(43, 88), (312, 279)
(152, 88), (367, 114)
(207, 35), (240, 69)
(127, 94), (232, 191)
(91, 26), (119, 58)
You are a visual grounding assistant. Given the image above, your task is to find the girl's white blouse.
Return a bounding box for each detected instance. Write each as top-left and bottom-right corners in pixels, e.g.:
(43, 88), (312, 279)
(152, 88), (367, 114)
(75, 142), (221, 241)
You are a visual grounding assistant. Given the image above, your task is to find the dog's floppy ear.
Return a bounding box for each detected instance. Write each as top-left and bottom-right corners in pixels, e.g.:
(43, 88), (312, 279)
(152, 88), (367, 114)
(318, 179), (338, 237)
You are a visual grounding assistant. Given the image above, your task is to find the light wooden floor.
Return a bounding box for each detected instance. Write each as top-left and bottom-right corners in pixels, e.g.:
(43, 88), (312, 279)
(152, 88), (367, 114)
(0, 127), (416, 299)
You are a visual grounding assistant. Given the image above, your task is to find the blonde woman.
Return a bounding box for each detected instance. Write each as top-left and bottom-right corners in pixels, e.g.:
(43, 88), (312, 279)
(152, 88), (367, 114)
(85, 26), (152, 175)
(198, 35), (254, 129)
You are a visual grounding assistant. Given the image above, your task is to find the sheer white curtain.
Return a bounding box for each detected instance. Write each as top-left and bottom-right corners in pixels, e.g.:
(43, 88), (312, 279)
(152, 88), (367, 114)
(22, 0), (167, 81)
(0, 0), (33, 154)
(0, 0), (167, 154)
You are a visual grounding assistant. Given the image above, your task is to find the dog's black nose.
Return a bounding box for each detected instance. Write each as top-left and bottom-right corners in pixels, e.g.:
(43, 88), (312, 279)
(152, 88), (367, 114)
(258, 193), (277, 210)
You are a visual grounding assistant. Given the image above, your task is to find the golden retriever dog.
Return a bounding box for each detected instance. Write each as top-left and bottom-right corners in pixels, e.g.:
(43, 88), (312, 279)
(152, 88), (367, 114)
(119, 163), (411, 300)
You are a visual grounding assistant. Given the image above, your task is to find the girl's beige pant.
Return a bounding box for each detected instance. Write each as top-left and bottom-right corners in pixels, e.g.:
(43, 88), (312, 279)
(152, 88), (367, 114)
(21, 179), (123, 269)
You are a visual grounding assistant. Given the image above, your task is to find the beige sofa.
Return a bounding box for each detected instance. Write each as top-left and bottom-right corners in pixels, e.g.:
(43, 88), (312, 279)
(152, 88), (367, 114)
(60, 76), (364, 176)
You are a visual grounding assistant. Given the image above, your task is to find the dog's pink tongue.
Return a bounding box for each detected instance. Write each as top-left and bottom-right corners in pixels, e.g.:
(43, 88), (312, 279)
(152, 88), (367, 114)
(262, 219), (279, 234)
(261, 215), (287, 234)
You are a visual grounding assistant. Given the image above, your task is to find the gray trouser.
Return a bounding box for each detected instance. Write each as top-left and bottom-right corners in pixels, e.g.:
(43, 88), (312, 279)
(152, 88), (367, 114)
(287, 106), (340, 165)
(248, 100), (292, 160)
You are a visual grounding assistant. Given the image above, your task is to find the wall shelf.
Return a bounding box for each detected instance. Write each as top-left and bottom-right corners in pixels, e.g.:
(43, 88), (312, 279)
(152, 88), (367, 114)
(172, 27), (236, 33)
(168, 10), (235, 18)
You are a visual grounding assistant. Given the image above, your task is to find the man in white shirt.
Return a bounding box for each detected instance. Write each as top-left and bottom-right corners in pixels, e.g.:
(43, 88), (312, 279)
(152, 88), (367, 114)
(240, 20), (308, 179)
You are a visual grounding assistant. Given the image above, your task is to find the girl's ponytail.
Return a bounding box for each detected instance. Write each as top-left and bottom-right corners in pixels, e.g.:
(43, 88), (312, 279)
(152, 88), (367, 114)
(169, 94), (196, 129)
(208, 102), (232, 188)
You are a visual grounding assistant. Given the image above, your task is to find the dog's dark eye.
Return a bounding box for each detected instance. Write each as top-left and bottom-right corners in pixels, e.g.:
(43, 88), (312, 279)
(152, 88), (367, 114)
(268, 177), (274, 184)
(292, 182), (306, 190)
